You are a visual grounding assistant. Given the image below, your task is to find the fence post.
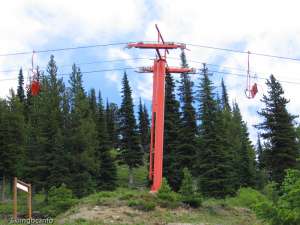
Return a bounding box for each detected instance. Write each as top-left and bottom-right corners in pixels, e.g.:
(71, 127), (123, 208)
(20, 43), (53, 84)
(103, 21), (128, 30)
(13, 177), (17, 219)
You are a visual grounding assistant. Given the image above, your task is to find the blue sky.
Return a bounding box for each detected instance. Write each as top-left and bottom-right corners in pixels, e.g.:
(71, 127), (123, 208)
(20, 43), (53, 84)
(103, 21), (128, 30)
(1, 0), (300, 143)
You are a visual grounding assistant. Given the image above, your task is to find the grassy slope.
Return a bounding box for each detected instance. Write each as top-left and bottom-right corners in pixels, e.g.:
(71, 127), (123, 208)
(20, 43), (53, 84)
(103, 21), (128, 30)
(56, 188), (264, 225)
(0, 165), (265, 225)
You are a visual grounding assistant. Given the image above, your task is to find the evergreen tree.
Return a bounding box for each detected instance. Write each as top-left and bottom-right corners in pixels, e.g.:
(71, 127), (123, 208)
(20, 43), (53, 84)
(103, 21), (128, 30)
(96, 91), (117, 190)
(256, 75), (299, 184)
(257, 134), (265, 170)
(68, 64), (98, 197)
(255, 134), (268, 189)
(88, 88), (97, 120)
(138, 98), (150, 152)
(197, 64), (235, 197)
(0, 92), (25, 199)
(164, 72), (183, 191)
(232, 103), (256, 188)
(119, 72), (143, 186)
(106, 101), (119, 148)
(17, 68), (25, 103)
(221, 78), (231, 111)
(177, 50), (197, 172)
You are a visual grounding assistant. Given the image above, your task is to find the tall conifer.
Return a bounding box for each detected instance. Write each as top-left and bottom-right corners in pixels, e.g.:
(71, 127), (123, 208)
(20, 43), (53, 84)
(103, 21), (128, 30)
(119, 72), (143, 186)
(256, 75), (299, 184)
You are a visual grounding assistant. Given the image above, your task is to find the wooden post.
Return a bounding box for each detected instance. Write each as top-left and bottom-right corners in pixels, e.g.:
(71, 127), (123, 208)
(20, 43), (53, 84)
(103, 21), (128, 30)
(1, 175), (5, 202)
(13, 177), (17, 219)
(28, 184), (32, 219)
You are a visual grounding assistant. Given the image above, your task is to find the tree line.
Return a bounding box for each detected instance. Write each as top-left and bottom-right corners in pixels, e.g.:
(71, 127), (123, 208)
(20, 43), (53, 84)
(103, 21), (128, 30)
(0, 52), (299, 200)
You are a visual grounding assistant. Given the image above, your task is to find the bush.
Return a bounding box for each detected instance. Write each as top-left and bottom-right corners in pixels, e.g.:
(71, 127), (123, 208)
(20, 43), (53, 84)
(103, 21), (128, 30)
(228, 187), (268, 209)
(43, 184), (77, 216)
(157, 178), (181, 208)
(157, 178), (179, 202)
(262, 182), (279, 202)
(179, 168), (202, 208)
(128, 199), (155, 211)
(254, 169), (300, 225)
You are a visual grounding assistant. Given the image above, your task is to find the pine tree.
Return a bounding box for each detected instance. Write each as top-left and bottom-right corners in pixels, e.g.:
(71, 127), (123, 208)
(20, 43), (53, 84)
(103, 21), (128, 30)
(138, 98), (150, 152)
(68, 64), (98, 197)
(96, 91), (117, 190)
(197, 64), (235, 197)
(17, 68), (25, 103)
(256, 75), (299, 184)
(119, 72), (143, 186)
(257, 134), (265, 170)
(164, 72), (183, 191)
(106, 101), (119, 148)
(232, 103), (256, 187)
(88, 88), (97, 120)
(255, 134), (268, 189)
(177, 50), (197, 172)
(221, 78), (231, 111)
(0, 92), (25, 200)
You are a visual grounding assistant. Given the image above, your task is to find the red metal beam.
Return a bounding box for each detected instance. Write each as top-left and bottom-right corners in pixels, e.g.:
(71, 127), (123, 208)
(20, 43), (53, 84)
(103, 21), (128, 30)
(127, 25), (194, 193)
(127, 42), (186, 50)
(138, 66), (196, 74)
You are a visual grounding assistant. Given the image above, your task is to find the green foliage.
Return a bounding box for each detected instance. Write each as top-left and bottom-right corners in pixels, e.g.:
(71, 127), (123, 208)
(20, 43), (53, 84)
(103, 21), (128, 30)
(256, 75), (299, 184)
(119, 73), (144, 185)
(96, 91), (117, 191)
(262, 182), (279, 202)
(227, 187), (268, 209)
(164, 72), (183, 191)
(68, 64), (98, 197)
(128, 199), (155, 211)
(177, 51), (197, 172)
(157, 178), (179, 201)
(157, 178), (181, 208)
(255, 169), (300, 225)
(179, 168), (202, 208)
(197, 65), (236, 197)
(232, 103), (256, 189)
(138, 98), (150, 152)
(44, 184), (77, 216)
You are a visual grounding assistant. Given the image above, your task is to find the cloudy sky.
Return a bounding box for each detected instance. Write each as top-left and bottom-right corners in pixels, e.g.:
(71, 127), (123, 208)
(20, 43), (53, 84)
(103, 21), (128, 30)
(1, 0), (300, 142)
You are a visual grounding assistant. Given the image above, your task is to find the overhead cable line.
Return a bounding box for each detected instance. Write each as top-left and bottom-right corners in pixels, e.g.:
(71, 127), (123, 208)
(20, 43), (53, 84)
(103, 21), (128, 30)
(0, 67), (137, 82)
(2, 64), (300, 86)
(0, 57), (152, 74)
(204, 70), (300, 85)
(187, 43), (300, 62)
(1, 41), (300, 63)
(0, 42), (127, 57)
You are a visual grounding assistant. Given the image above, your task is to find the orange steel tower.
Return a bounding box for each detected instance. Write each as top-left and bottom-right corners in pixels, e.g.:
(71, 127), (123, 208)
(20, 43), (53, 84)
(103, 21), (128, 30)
(128, 25), (195, 192)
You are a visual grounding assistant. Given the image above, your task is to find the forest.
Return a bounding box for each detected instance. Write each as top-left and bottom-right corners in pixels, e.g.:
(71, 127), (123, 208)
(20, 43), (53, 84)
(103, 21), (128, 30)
(0, 50), (300, 225)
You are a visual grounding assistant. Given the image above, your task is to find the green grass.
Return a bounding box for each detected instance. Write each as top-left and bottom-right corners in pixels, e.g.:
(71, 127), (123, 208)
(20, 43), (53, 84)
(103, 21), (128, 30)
(0, 186), (266, 225)
(117, 164), (148, 188)
(54, 187), (265, 225)
(0, 168), (267, 225)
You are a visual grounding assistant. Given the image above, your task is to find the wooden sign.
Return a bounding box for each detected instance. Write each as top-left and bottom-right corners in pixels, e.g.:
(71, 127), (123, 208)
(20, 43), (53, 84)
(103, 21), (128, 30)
(13, 177), (32, 219)
(16, 182), (29, 193)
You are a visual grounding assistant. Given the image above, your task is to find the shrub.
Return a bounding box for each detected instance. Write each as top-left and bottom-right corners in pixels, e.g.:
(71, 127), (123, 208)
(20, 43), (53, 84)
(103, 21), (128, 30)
(157, 178), (179, 202)
(262, 182), (279, 202)
(254, 169), (300, 225)
(228, 187), (268, 209)
(44, 184), (77, 216)
(179, 168), (202, 208)
(157, 178), (181, 208)
(128, 199), (155, 211)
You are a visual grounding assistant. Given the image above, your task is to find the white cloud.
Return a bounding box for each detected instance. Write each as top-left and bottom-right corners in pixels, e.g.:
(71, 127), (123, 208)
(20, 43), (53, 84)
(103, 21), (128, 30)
(2, 0), (300, 142)
(140, 0), (300, 142)
(0, 0), (147, 97)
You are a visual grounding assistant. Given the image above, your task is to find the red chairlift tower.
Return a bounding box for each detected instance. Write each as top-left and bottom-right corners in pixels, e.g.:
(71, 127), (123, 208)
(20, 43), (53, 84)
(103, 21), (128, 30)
(127, 25), (196, 192)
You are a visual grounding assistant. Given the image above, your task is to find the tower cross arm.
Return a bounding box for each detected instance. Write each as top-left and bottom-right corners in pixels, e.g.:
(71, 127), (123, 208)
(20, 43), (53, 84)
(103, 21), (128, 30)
(127, 42), (186, 50)
(137, 66), (196, 74)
